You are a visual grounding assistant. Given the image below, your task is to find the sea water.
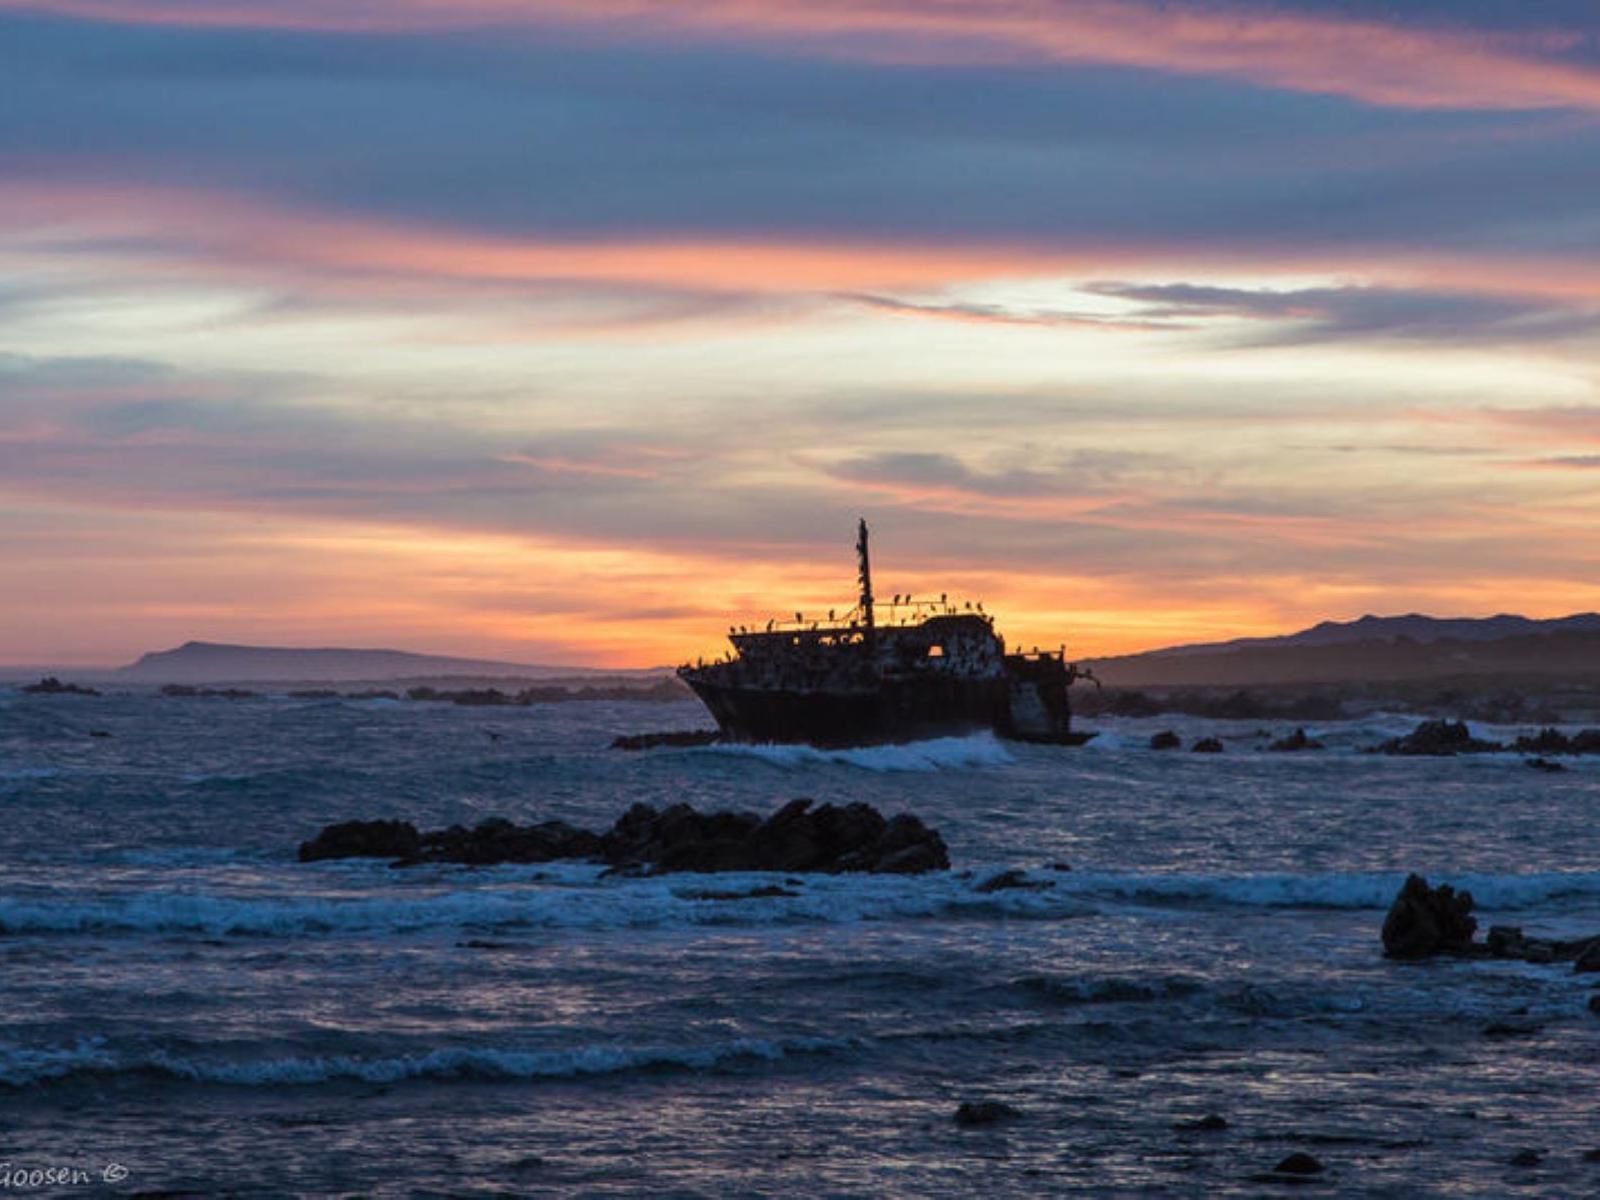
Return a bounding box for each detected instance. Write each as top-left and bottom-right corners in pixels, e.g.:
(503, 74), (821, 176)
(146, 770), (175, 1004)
(2, 690), (1598, 1196)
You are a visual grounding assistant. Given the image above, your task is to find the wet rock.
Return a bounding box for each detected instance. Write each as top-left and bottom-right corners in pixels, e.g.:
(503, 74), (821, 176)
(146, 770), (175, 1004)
(1578, 940), (1600, 973)
(298, 819), (421, 862)
(1588, 995), (1600, 1016)
(1512, 728), (1600, 755)
(1191, 737), (1224, 754)
(1149, 730), (1181, 750)
(301, 800), (948, 874)
(611, 730), (720, 751)
(976, 868), (1054, 894)
(954, 1100), (1022, 1127)
(1268, 728), (1324, 753)
(404, 817), (603, 867)
(680, 884), (799, 901)
(1509, 1149), (1542, 1167)
(89, 729), (112, 738)
(1381, 874), (1478, 960)
(1525, 756), (1567, 773)
(1173, 1114), (1228, 1132)
(1274, 1153), (1324, 1175)
(1375, 719), (1501, 756)
(1582, 1147), (1600, 1162)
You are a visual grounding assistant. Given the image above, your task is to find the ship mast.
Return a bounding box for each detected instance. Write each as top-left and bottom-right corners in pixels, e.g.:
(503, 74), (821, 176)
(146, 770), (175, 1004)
(857, 518), (875, 638)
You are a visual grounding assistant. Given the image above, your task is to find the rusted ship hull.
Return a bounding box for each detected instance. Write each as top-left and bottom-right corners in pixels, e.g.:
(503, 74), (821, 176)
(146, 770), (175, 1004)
(684, 674), (1010, 748)
(676, 520), (1094, 748)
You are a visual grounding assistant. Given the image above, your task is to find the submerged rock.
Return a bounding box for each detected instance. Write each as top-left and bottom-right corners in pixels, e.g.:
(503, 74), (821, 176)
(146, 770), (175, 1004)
(975, 868), (1053, 894)
(611, 730), (720, 751)
(1381, 874), (1478, 960)
(1173, 1114), (1228, 1132)
(1525, 757), (1568, 773)
(954, 1100), (1022, 1127)
(299, 799), (948, 875)
(1191, 737), (1224, 754)
(1274, 1153), (1324, 1176)
(1149, 730), (1181, 751)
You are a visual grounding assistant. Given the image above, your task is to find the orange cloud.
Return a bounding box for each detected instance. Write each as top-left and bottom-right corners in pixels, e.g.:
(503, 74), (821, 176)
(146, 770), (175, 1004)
(9, 178), (1600, 315)
(9, 0), (1600, 112)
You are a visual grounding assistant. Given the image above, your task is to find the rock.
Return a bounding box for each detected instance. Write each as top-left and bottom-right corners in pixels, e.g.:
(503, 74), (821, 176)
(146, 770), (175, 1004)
(301, 800), (949, 874)
(1582, 1147), (1600, 1162)
(954, 1100), (1022, 1127)
(1191, 737), (1224, 753)
(1579, 940), (1600, 973)
(1509, 1149), (1542, 1167)
(610, 730), (720, 751)
(1589, 995), (1600, 1016)
(89, 729), (112, 738)
(1274, 1153), (1324, 1175)
(1381, 873), (1478, 959)
(1375, 719), (1501, 756)
(976, 869), (1054, 894)
(1268, 728), (1324, 752)
(1173, 1114), (1228, 1132)
(1525, 757), (1567, 773)
(298, 819), (421, 862)
(21, 676), (99, 696)
(680, 885), (799, 901)
(1482, 1021), (1540, 1039)
(1149, 730), (1182, 750)
(1514, 728), (1573, 754)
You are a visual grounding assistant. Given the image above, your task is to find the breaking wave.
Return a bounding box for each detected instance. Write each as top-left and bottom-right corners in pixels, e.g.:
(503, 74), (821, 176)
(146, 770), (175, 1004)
(701, 732), (1015, 772)
(7, 866), (1599, 941)
(0, 1035), (852, 1089)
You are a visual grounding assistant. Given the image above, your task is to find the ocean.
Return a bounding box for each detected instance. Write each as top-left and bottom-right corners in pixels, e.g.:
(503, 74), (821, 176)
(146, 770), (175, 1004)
(2, 688), (1598, 1196)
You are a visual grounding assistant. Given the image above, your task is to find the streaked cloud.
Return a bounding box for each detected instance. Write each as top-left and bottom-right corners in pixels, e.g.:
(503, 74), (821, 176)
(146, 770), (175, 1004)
(9, 0), (1600, 112)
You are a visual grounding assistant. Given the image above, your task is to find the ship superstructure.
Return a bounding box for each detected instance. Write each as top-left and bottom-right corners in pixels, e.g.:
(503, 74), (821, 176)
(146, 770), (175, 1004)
(678, 522), (1092, 747)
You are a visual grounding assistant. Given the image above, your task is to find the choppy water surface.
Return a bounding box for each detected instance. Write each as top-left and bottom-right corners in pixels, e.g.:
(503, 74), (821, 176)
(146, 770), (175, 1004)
(2, 690), (1599, 1196)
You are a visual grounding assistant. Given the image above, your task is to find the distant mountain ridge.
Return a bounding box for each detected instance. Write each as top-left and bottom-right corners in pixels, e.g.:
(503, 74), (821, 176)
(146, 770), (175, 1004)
(1147, 612), (1600, 659)
(118, 641), (640, 684)
(1086, 612), (1600, 688)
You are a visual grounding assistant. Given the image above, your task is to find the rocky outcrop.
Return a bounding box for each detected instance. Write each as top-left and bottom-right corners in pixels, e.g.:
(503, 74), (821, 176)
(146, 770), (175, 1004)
(1512, 727), (1600, 755)
(1381, 874), (1478, 959)
(1191, 737), (1224, 753)
(1374, 719), (1501, 756)
(1149, 730), (1181, 750)
(1268, 727), (1324, 752)
(299, 799), (949, 875)
(21, 677), (99, 696)
(1381, 874), (1600, 970)
(298, 819), (422, 862)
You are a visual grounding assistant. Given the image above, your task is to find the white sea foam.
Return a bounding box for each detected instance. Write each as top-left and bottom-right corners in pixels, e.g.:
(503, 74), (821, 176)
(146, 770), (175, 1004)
(6, 864), (1599, 940)
(701, 732), (1015, 772)
(0, 1035), (851, 1088)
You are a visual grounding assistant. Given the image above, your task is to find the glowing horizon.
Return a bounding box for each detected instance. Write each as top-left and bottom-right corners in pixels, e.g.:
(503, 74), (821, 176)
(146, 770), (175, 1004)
(3, 0), (1599, 669)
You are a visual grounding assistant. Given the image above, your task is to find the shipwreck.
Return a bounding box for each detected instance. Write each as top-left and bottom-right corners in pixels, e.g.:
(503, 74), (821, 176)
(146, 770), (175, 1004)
(678, 521), (1095, 747)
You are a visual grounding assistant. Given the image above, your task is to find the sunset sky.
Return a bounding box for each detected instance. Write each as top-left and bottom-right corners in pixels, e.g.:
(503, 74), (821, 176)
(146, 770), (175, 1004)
(4, 0), (1600, 668)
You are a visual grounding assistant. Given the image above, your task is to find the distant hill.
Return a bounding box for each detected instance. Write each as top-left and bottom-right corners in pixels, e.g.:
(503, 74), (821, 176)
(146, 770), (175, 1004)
(1086, 613), (1600, 688)
(118, 642), (645, 685)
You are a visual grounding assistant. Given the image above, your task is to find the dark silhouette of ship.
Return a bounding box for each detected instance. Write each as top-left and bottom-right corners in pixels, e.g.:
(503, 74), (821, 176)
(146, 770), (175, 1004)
(678, 521), (1095, 747)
